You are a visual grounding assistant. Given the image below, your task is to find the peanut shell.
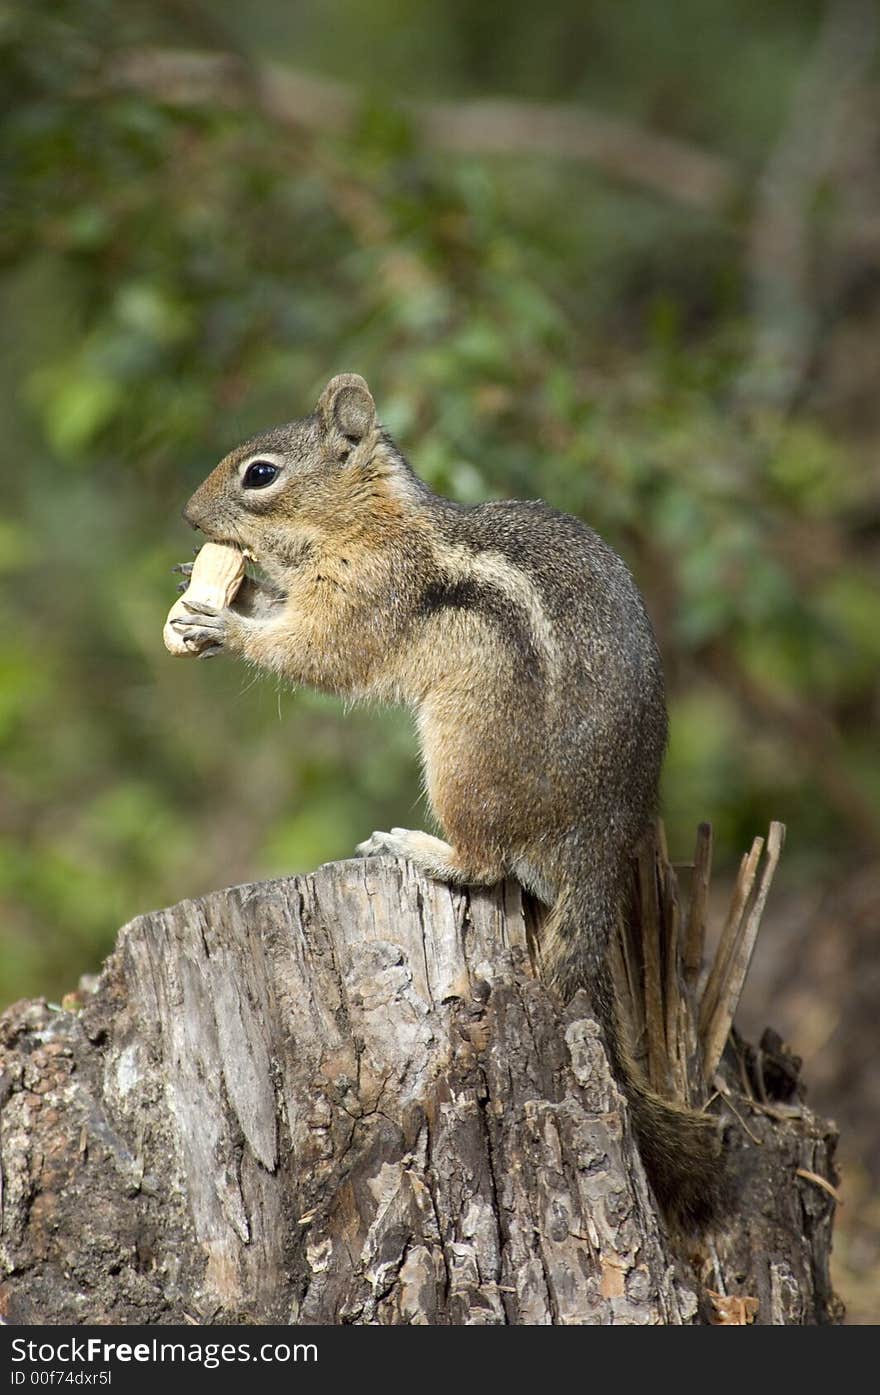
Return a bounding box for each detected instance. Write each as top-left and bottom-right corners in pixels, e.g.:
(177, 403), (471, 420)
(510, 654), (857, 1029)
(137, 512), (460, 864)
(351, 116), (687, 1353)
(163, 542), (245, 656)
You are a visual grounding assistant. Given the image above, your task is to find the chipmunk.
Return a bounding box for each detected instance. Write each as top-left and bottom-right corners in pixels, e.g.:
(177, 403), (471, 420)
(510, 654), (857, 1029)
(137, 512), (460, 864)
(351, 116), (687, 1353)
(172, 372), (729, 1229)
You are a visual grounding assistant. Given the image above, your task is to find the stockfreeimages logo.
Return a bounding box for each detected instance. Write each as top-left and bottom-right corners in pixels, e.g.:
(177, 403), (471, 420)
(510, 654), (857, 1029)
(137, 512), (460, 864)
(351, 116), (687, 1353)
(10, 1338), (318, 1372)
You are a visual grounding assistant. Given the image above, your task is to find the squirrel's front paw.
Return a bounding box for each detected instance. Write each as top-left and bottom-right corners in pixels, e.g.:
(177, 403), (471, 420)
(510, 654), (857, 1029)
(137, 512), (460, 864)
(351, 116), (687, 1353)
(172, 560), (194, 594)
(168, 599), (230, 658)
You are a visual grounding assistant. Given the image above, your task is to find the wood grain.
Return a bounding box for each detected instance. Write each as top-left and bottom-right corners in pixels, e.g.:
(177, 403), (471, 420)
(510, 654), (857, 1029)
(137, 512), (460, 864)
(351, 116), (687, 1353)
(0, 849), (840, 1324)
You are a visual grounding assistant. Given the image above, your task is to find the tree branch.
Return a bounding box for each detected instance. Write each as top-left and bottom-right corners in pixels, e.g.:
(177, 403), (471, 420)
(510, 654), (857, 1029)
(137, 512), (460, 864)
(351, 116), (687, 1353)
(102, 47), (739, 212)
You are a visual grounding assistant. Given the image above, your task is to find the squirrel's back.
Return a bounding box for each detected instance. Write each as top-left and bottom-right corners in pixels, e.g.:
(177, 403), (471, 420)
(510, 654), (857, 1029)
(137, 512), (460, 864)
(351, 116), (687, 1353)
(427, 494), (667, 857)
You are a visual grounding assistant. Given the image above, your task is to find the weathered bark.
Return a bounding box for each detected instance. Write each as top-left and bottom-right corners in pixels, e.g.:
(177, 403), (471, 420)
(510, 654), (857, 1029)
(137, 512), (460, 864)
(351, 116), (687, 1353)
(0, 852), (841, 1325)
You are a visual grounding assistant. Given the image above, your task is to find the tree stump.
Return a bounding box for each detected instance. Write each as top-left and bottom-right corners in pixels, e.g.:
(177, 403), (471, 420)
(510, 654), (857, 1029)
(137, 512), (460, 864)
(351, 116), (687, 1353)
(0, 834), (841, 1325)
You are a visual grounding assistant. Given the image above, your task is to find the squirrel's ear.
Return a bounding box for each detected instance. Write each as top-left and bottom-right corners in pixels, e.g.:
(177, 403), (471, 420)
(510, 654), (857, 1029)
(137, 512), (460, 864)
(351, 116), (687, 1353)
(316, 373), (376, 442)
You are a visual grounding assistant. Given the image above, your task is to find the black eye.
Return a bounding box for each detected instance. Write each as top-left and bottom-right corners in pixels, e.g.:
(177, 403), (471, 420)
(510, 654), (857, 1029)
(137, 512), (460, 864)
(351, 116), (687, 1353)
(243, 460), (279, 489)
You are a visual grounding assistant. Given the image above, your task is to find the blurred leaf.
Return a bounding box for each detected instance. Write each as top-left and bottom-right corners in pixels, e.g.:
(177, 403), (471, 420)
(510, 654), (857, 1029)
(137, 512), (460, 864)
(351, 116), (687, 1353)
(29, 366), (122, 457)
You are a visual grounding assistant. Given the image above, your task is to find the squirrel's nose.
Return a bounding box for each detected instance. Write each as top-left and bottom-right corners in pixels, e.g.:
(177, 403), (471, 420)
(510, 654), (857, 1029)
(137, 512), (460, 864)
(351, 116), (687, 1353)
(182, 493), (206, 531)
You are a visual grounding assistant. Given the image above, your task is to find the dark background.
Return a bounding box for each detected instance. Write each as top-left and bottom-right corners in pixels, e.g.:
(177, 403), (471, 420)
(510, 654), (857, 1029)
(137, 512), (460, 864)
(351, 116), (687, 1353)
(3, 0), (879, 1319)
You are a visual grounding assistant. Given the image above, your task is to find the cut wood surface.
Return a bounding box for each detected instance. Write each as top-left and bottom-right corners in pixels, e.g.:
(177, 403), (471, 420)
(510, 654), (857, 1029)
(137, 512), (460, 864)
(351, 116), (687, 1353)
(0, 839), (841, 1324)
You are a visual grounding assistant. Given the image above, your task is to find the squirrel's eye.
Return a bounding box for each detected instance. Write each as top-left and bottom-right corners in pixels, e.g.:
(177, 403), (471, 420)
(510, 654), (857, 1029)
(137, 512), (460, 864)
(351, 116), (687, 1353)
(243, 460), (279, 489)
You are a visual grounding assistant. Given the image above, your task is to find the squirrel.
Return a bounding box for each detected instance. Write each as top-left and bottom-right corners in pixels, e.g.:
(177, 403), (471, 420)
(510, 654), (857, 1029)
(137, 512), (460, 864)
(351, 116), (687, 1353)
(173, 372), (730, 1230)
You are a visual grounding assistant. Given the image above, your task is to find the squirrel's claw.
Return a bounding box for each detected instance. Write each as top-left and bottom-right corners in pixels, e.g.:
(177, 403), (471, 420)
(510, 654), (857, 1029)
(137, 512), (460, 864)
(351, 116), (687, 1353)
(356, 830), (392, 858)
(169, 602), (227, 654)
(176, 598), (218, 618)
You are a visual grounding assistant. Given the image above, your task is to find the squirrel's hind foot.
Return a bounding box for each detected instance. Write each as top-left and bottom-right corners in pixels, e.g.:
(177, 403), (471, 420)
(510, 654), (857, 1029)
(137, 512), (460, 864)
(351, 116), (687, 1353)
(355, 828), (502, 887)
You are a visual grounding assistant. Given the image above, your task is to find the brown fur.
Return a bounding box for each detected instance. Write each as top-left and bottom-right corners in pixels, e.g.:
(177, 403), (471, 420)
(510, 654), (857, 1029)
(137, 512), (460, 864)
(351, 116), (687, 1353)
(178, 373), (732, 1229)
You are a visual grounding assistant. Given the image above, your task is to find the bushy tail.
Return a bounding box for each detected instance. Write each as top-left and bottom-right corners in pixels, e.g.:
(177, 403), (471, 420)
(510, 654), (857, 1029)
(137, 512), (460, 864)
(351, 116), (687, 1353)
(543, 877), (733, 1231)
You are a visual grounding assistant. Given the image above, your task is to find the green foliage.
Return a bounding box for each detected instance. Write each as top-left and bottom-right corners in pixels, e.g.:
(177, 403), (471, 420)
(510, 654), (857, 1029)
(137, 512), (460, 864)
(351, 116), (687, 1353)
(1, 0), (877, 1002)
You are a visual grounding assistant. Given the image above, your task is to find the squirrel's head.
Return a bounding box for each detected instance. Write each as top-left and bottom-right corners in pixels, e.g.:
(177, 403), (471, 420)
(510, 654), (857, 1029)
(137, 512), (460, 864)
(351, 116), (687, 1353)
(183, 374), (416, 578)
